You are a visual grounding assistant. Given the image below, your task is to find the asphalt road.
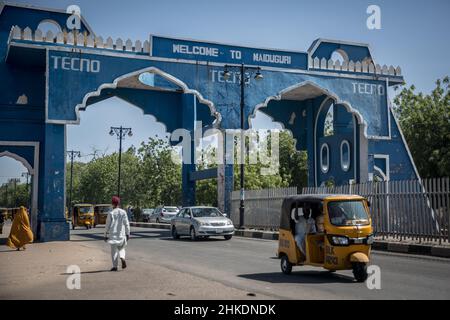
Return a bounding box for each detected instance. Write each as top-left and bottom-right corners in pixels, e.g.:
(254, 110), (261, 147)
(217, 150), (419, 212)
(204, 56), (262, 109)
(72, 225), (450, 300)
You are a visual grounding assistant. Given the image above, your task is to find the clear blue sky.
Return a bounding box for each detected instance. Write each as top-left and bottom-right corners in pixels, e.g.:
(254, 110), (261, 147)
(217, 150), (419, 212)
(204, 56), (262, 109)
(1, 0), (449, 183)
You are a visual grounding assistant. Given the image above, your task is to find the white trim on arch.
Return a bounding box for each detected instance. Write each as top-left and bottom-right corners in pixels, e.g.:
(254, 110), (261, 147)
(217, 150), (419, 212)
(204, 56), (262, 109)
(0, 141), (40, 236)
(45, 51), (221, 126)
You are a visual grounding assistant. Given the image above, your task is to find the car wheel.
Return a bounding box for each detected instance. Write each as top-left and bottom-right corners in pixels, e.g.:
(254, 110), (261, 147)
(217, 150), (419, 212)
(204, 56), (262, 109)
(224, 235), (232, 240)
(281, 255), (292, 275)
(172, 227), (180, 240)
(190, 227), (198, 241)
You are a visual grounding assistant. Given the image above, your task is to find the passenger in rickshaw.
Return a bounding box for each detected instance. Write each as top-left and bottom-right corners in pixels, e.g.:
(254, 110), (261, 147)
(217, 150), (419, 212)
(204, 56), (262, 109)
(292, 204), (316, 257)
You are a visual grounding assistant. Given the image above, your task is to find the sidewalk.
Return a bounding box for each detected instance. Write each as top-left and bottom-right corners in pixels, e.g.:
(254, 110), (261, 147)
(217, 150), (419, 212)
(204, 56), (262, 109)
(130, 222), (450, 258)
(0, 222), (269, 300)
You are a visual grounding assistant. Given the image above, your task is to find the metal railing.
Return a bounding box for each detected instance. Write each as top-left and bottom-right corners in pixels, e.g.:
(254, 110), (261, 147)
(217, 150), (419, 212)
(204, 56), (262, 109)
(231, 187), (297, 230)
(231, 178), (450, 244)
(303, 178), (450, 244)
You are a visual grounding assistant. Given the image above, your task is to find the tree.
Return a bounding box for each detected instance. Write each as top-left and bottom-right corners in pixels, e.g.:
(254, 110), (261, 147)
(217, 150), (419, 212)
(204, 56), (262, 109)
(393, 76), (450, 178)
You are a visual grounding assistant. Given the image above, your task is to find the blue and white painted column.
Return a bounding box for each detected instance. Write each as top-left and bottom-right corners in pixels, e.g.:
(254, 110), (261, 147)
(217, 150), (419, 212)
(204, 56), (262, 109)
(39, 123), (69, 241)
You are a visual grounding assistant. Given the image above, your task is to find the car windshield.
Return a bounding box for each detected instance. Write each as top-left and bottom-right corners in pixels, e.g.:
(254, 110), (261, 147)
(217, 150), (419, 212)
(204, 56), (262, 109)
(99, 207), (112, 214)
(327, 201), (369, 226)
(78, 207), (93, 214)
(192, 208), (223, 218)
(163, 207), (178, 213)
(143, 209), (153, 215)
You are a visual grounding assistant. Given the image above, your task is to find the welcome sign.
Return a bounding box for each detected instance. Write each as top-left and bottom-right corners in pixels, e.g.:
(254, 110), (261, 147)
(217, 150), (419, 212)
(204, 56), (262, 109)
(150, 35), (308, 70)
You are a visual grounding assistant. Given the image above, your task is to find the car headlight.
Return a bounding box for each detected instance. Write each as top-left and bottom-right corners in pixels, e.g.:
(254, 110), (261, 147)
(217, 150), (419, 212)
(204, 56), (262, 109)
(198, 221), (210, 226)
(226, 220), (233, 226)
(329, 235), (349, 246)
(367, 235), (375, 245)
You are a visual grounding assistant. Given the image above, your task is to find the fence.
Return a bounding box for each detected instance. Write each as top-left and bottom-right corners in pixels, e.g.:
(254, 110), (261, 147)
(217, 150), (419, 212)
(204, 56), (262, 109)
(303, 178), (450, 244)
(231, 187), (297, 230)
(231, 178), (450, 244)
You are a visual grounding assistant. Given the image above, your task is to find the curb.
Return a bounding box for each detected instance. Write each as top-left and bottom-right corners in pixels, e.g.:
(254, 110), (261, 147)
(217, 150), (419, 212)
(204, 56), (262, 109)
(130, 222), (450, 258)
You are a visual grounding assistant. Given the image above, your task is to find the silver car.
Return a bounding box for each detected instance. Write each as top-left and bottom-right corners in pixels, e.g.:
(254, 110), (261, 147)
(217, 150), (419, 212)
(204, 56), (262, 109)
(150, 206), (179, 223)
(171, 206), (234, 240)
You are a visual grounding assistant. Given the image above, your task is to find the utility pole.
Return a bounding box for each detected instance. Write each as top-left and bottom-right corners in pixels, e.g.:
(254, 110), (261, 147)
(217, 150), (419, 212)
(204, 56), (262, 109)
(109, 126), (133, 198)
(11, 178), (20, 208)
(223, 64), (263, 229)
(21, 172), (31, 208)
(67, 150), (81, 211)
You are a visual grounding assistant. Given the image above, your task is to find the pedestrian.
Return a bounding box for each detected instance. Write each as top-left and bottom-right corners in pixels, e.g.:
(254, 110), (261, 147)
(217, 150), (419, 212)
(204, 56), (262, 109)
(104, 196), (130, 272)
(6, 206), (33, 251)
(0, 209), (4, 234)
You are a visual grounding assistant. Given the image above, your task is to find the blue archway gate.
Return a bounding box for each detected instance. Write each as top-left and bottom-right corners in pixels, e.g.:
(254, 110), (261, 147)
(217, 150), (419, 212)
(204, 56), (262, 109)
(0, 3), (419, 241)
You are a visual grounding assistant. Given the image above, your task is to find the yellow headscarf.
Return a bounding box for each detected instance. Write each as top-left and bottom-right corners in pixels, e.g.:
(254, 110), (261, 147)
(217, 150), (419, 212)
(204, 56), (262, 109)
(6, 206), (34, 249)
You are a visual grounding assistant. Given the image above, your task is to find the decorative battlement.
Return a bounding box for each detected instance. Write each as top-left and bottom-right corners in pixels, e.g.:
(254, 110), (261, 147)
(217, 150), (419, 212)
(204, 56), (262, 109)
(9, 26), (402, 78)
(10, 26), (150, 55)
(308, 56), (402, 77)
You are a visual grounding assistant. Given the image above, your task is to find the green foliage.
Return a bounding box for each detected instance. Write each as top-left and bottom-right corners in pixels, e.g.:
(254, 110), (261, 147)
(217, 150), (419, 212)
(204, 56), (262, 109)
(393, 76), (450, 178)
(64, 130), (308, 211)
(0, 180), (30, 208)
(67, 137), (182, 209)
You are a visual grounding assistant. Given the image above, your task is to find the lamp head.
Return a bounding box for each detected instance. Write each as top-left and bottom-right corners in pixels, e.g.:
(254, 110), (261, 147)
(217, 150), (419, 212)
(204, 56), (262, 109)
(254, 69), (263, 81)
(223, 68), (231, 81)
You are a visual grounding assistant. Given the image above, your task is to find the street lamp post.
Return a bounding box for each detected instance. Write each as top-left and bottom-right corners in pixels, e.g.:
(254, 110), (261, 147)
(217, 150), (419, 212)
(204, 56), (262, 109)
(109, 126), (133, 198)
(67, 150), (81, 210)
(223, 64), (263, 229)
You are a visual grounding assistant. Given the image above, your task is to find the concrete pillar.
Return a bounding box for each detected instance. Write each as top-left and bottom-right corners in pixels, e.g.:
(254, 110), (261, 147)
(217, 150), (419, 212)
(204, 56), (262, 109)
(181, 94), (196, 207)
(39, 123), (69, 241)
(358, 123), (369, 183)
(305, 100), (315, 187)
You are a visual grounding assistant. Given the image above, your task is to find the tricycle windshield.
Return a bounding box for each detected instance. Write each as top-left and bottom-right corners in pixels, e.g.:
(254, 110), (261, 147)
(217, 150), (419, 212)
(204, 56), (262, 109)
(78, 207), (93, 214)
(98, 206), (112, 214)
(327, 200), (369, 226)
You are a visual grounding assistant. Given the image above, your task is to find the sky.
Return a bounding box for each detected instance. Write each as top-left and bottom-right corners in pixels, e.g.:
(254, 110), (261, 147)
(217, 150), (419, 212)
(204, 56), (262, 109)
(1, 0), (449, 184)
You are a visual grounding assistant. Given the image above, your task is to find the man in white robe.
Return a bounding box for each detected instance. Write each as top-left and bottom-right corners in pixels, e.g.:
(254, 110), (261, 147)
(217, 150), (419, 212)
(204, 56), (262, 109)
(104, 196), (130, 271)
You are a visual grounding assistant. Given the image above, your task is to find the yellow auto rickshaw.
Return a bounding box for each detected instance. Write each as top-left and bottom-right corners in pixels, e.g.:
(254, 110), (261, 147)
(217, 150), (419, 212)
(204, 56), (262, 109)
(72, 204), (95, 230)
(94, 204), (112, 227)
(278, 194), (373, 282)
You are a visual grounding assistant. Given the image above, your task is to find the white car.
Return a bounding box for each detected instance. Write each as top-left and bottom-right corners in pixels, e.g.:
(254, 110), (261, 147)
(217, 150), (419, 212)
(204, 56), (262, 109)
(150, 206), (179, 223)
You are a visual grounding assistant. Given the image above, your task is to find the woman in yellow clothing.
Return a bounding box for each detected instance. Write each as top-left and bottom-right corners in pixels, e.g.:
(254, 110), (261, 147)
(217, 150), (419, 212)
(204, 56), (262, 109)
(6, 206), (33, 251)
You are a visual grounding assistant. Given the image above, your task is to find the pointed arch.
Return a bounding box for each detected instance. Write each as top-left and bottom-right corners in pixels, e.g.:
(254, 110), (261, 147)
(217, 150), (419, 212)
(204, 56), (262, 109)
(72, 66), (221, 127)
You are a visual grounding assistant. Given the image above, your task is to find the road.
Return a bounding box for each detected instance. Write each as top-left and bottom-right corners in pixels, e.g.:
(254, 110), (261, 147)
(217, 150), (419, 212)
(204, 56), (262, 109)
(70, 225), (450, 300)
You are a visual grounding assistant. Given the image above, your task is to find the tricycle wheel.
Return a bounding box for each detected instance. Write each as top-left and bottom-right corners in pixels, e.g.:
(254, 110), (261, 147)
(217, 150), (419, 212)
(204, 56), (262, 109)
(280, 255), (292, 275)
(352, 262), (368, 282)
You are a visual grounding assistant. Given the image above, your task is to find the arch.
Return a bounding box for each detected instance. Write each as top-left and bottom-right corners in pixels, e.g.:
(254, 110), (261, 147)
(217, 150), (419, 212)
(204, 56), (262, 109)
(73, 67), (221, 127)
(37, 19), (62, 34)
(331, 49), (348, 63)
(323, 103), (334, 137)
(0, 151), (33, 174)
(251, 81), (369, 138)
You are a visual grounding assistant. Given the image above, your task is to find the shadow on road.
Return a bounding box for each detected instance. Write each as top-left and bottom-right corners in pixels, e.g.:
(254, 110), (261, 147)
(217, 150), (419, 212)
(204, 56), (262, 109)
(238, 270), (355, 284)
(60, 269), (111, 275)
